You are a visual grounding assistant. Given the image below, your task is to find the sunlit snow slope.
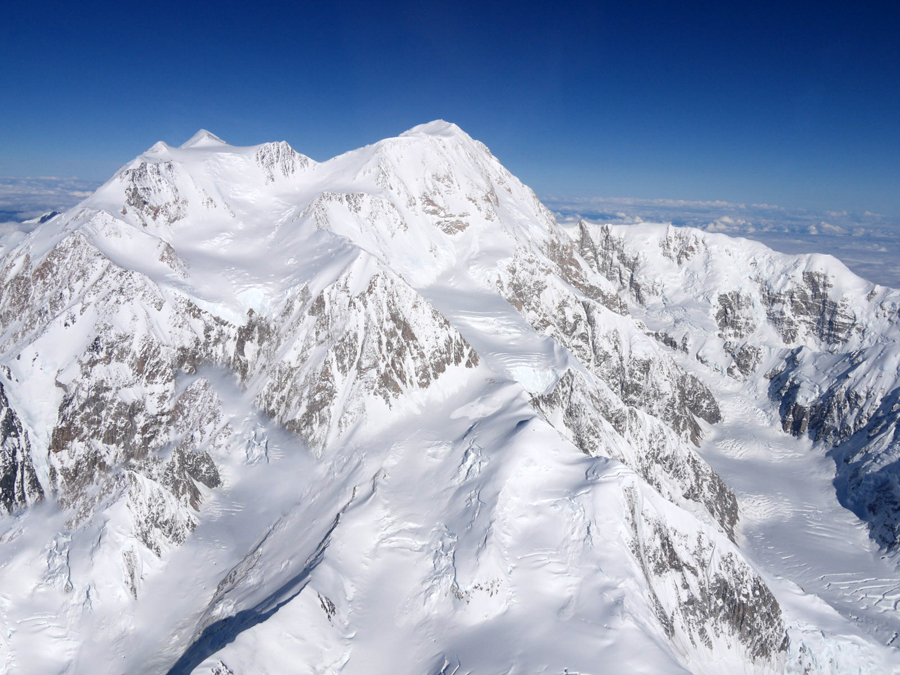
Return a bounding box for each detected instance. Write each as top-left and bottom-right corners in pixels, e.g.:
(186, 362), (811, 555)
(1, 122), (899, 674)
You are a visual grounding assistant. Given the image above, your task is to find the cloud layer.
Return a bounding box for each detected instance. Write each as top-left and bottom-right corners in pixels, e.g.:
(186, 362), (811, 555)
(0, 176), (101, 253)
(545, 196), (900, 289)
(0, 176), (100, 222)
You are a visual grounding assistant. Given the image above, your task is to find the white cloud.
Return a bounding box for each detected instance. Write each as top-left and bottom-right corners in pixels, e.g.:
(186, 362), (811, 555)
(0, 221), (32, 257)
(0, 177), (100, 221)
(0, 220), (26, 235)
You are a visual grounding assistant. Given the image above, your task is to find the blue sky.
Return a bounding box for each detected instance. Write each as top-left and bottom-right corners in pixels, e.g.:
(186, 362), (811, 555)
(2, 1), (899, 215)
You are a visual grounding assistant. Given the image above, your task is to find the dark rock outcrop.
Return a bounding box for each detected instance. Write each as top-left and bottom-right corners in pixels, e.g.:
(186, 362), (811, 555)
(535, 369), (738, 539)
(624, 484), (788, 664)
(0, 380), (44, 513)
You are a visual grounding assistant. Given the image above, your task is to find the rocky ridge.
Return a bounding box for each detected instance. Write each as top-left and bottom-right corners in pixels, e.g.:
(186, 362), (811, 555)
(0, 379), (44, 513)
(575, 220), (900, 552)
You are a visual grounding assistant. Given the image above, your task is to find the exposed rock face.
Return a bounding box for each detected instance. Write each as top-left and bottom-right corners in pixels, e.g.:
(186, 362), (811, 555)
(658, 226), (706, 266)
(534, 369), (738, 539)
(125, 379), (228, 556)
(497, 219), (735, 542)
(123, 161), (187, 225)
(834, 385), (900, 548)
(576, 219), (900, 553)
(760, 271), (859, 346)
(307, 191), (410, 239)
(725, 342), (762, 380)
(716, 291), (758, 340)
(0, 381), (43, 513)
(768, 343), (900, 548)
(254, 141), (310, 183)
(210, 662), (233, 675)
(248, 256), (480, 452)
(577, 221), (656, 304)
(576, 221), (867, 351)
(499, 251), (720, 445)
(624, 483), (787, 663)
(0, 207), (478, 562)
(541, 230), (628, 314)
(0, 230), (233, 529)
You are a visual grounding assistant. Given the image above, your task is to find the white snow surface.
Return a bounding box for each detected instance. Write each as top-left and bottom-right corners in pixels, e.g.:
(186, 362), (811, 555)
(0, 122), (898, 674)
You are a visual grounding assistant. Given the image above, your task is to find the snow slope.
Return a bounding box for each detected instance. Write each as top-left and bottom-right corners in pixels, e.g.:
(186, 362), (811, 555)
(0, 122), (898, 674)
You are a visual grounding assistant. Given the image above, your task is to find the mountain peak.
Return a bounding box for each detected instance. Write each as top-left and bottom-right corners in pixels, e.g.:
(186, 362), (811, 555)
(180, 129), (228, 148)
(399, 119), (470, 141)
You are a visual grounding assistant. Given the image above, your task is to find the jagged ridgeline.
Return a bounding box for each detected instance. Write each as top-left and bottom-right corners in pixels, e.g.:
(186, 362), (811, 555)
(0, 122), (896, 674)
(575, 222), (900, 552)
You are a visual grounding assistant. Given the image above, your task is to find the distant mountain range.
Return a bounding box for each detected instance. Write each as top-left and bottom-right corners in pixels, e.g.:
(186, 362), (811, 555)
(547, 195), (900, 289)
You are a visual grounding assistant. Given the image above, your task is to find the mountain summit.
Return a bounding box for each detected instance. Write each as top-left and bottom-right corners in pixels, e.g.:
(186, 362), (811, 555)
(180, 129), (228, 148)
(399, 119), (473, 138)
(0, 123), (899, 674)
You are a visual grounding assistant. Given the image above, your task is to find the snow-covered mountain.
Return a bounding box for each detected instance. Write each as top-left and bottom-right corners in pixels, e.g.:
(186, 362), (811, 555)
(1, 121), (898, 674)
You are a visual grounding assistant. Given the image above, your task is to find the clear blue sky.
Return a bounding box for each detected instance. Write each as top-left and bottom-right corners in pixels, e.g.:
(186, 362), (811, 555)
(2, 1), (898, 215)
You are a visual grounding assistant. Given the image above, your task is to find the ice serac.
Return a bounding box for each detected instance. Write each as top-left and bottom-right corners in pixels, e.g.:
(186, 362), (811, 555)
(0, 123), (897, 674)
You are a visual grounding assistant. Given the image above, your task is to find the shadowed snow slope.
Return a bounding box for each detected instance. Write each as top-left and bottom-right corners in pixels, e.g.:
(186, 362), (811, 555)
(0, 122), (898, 674)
